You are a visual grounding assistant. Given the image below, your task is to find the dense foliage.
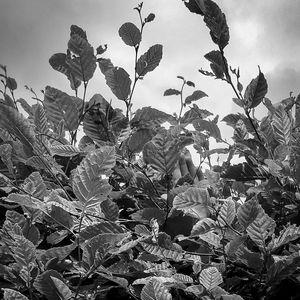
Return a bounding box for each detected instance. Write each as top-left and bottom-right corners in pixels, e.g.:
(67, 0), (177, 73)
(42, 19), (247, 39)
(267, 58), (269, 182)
(0, 1), (300, 299)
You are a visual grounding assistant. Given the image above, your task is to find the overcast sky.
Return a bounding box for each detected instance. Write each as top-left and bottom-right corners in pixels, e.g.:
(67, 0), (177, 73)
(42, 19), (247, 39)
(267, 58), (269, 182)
(1, 0), (300, 142)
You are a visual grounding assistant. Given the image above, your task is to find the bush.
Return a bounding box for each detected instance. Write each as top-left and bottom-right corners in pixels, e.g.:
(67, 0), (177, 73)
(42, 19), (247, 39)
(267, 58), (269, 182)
(0, 1), (300, 299)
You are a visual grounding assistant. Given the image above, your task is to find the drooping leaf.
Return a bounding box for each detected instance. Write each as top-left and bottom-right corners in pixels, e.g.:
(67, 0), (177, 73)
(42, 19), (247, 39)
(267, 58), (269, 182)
(204, 50), (227, 79)
(183, 0), (205, 15)
(141, 278), (172, 300)
(33, 270), (66, 300)
(163, 88), (181, 96)
(3, 289), (29, 300)
(173, 187), (210, 211)
(0, 102), (35, 157)
(119, 22), (141, 47)
(72, 147), (115, 207)
(237, 197), (260, 229)
(199, 267), (223, 291)
(185, 90), (208, 105)
(244, 69), (268, 109)
(271, 104), (292, 145)
(104, 67), (131, 100)
(246, 205), (276, 251)
(136, 44), (163, 77)
(191, 218), (216, 236)
(43, 86), (81, 132)
(217, 199), (236, 226)
(203, 0), (229, 49)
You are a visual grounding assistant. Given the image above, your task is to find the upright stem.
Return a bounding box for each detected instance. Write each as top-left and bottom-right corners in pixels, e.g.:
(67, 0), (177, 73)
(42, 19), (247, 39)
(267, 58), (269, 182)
(178, 81), (186, 122)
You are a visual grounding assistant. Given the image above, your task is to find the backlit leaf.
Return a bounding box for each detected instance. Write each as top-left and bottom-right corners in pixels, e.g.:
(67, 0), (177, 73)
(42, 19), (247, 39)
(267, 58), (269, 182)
(217, 199), (236, 226)
(237, 197), (260, 229)
(3, 289), (29, 300)
(100, 199), (119, 221)
(191, 218), (216, 236)
(50, 277), (73, 300)
(199, 267), (223, 291)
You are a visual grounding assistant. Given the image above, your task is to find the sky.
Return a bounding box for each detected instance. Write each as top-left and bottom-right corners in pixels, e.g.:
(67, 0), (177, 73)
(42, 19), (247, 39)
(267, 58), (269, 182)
(1, 0), (300, 147)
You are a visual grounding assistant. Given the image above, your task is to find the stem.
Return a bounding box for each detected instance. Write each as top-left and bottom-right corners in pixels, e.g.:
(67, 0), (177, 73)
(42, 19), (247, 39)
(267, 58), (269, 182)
(178, 81), (186, 122)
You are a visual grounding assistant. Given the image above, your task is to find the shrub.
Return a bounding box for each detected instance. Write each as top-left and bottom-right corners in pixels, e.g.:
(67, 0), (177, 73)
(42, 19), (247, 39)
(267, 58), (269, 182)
(0, 1), (300, 299)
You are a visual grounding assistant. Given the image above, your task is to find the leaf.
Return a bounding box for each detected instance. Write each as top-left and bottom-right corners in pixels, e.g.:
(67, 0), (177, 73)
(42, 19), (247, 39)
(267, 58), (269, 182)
(193, 119), (221, 141)
(127, 128), (154, 153)
(70, 24), (87, 40)
(79, 221), (125, 242)
(271, 105), (292, 145)
(203, 0), (229, 49)
(50, 277), (73, 300)
(130, 208), (166, 225)
(246, 205), (276, 251)
(97, 57), (114, 74)
(119, 22), (141, 47)
(34, 103), (49, 140)
(237, 197), (260, 229)
(145, 13), (156, 23)
(183, 0), (205, 15)
(33, 270), (66, 300)
(185, 90), (208, 105)
(225, 235), (247, 257)
(173, 187), (210, 210)
(100, 199), (119, 221)
(199, 231), (221, 248)
(186, 80), (195, 87)
(23, 171), (47, 198)
(45, 190), (78, 215)
(143, 129), (182, 175)
(3, 289), (29, 300)
(199, 267), (223, 291)
(66, 37), (96, 82)
(50, 144), (81, 157)
(105, 67), (131, 100)
(72, 147), (115, 207)
(217, 199), (236, 226)
(204, 50), (226, 79)
(268, 224), (300, 252)
(43, 86), (81, 132)
(244, 69), (268, 109)
(191, 218), (216, 236)
(6, 193), (44, 210)
(40, 243), (77, 264)
(0, 144), (14, 175)
(163, 88), (181, 96)
(17, 98), (33, 115)
(0, 102), (35, 157)
(141, 278), (172, 300)
(136, 44), (163, 77)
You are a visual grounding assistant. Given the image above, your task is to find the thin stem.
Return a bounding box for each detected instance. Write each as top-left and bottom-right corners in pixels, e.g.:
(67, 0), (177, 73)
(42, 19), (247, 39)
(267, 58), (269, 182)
(178, 81), (186, 122)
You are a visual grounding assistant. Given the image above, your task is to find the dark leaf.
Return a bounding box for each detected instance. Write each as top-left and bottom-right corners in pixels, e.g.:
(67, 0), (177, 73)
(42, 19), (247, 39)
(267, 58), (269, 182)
(6, 77), (17, 90)
(70, 24), (87, 40)
(98, 58), (114, 74)
(185, 90), (208, 105)
(183, 0), (205, 15)
(145, 13), (155, 23)
(186, 80), (195, 87)
(163, 88), (181, 96)
(96, 44), (107, 55)
(119, 22), (141, 47)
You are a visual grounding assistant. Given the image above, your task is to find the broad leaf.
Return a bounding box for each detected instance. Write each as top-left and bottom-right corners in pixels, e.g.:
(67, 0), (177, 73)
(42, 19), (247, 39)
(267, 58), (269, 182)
(136, 44), (163, 77)
(3, 289), (29, 300)
(246, 205), (276, 251)
(119, 22), (141, 47)
(50, 277), (73, 300)
(43, 86), (81, 132)
(40, 242), (77, 264)
(204, 50), (226, 79)
(50, 144), (81, 157)
(163, 88), (181, 96)
(237, 197), (260, 229)
(183, 0), (205, 15)
(244, 69), (268, 109)
(199, 267), (223, 291)
(191, 218), (216, 236)
(0, 144), (14, 175)
(217, 199), (236, 226)
(72, 147), (115, 207)
(141, 278), (172, 300)
(185, 90), (208, 105)
(100, 199), (119, 221)
(193, 119), (221, 141)
(105, 67), (131, 100)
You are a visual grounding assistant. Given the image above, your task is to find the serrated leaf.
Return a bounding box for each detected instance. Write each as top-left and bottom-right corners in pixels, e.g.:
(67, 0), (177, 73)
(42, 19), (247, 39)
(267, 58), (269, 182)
(33, 270), (66, 300)
(44, 86), (81, 132)
(105, 67), (131, 100)
(100, 199), (119, 221)
(173, 187), (210, 210)
(5, 193), (44, 210)
(119, 22), (141, 47)
(72, 147), (115, 207)
(163, 88), (181, 96)
(3, 289), (29, 300)
(50, 277), (73, 300)
(23, 171), (47, 198)
(79, 221), (124, 242)
(217, 199), (236, 226)
(246, 205), (276, 251)
(50, 144), (81, 157)
(271, 104), (292, 145)
(0, 102), (35, 157)
(199, 231), (221, 248)
(225, 235), (247, 257)
(244, 69), (268, 109)
(237, 198), (260, 229)
(185, 90), (208, 105)
(191, 218), (216, 236)
(40, 242), (77, 264)
(141, 278), (172, 300)
(136, 44), (163, 77)
(203, 0), (229, 49)
(199, 267), (223, 291)
(45, 190), (78, 215)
